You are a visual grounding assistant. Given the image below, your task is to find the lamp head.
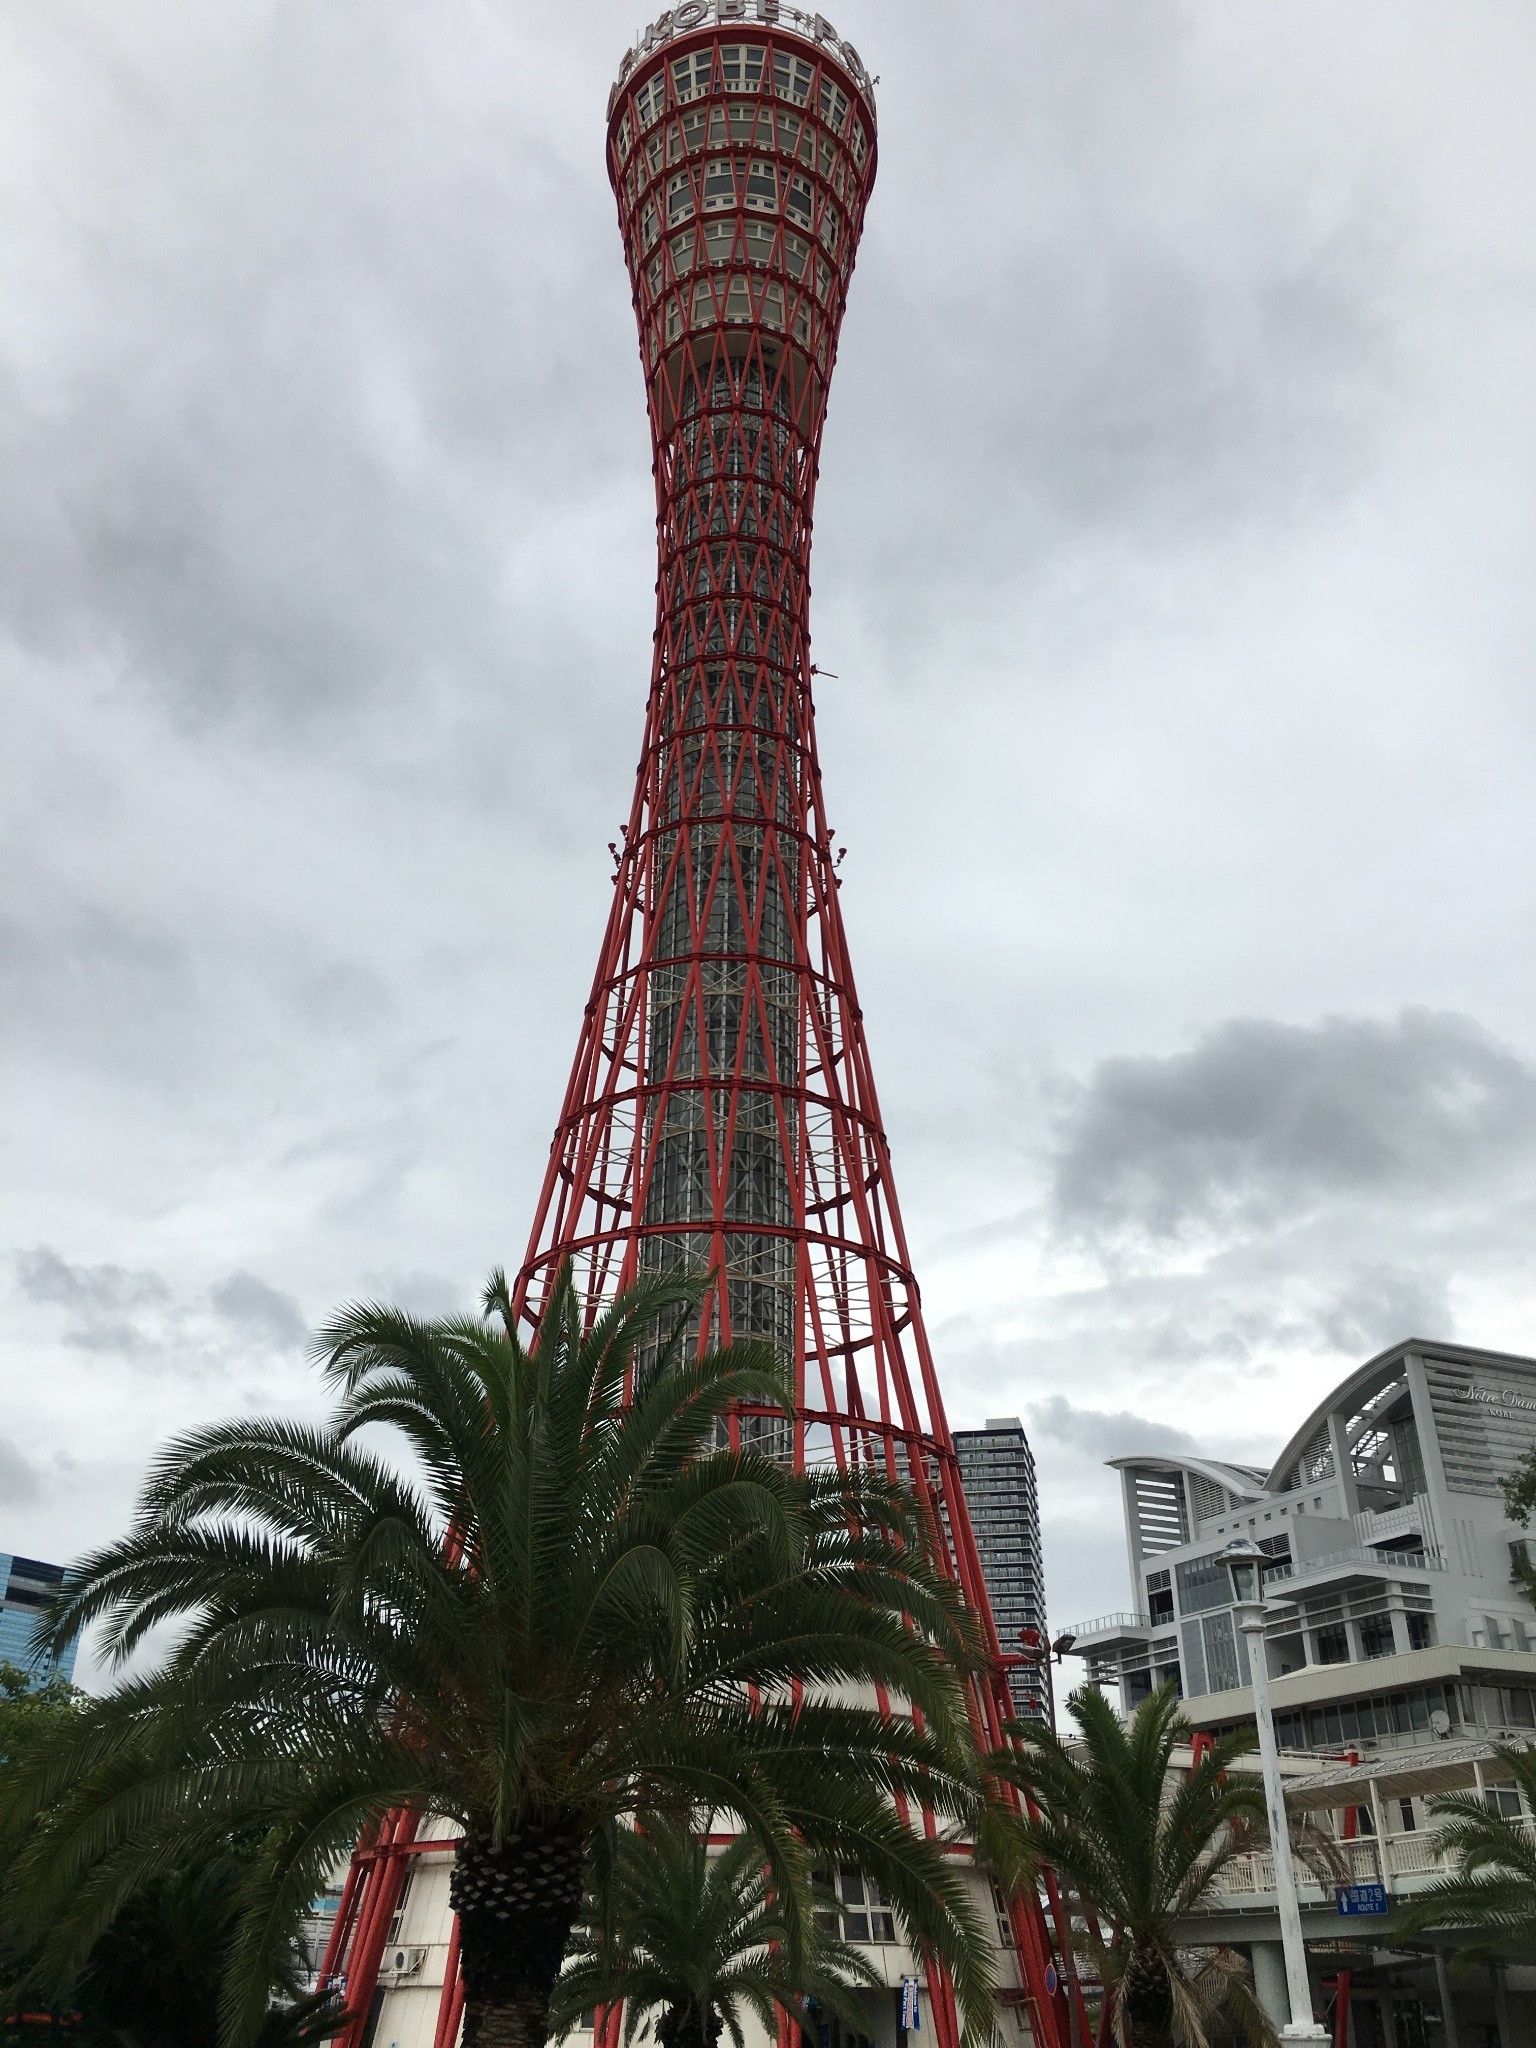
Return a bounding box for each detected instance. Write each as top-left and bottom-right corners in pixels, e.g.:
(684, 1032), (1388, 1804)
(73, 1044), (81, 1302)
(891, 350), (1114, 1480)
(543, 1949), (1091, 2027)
(1220, 1535), (1268, 1609)
(1050, 1631), (1077, 1658)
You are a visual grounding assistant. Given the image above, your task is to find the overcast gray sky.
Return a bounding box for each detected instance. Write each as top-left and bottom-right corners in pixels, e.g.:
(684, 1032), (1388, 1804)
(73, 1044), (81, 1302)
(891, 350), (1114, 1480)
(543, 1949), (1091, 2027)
(4, 0), (1535, 1673)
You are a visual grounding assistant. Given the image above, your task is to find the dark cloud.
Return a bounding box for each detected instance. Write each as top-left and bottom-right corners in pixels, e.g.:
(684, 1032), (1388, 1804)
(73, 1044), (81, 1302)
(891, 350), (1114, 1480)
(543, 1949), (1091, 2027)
(1052, 1010), (1536, 1245)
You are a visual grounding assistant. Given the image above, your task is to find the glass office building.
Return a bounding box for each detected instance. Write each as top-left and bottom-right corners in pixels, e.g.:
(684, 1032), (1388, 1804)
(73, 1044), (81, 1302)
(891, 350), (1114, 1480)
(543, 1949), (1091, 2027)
(0, 1552), (77, 1685)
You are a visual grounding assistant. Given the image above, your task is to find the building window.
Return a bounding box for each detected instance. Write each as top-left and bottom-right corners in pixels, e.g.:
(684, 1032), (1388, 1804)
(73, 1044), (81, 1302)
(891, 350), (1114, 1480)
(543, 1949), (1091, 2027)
(1406, 1611), (1432, 1650)
(990, 1879), (1015, 1949)
(1201, 1610), (1240, 1693)
(1358, 1614), (1395, 1660)
(1315, 1625), (1350, 1665)
(1175, 1552), (1233, 1616)
(814, 1869), (895, 1944)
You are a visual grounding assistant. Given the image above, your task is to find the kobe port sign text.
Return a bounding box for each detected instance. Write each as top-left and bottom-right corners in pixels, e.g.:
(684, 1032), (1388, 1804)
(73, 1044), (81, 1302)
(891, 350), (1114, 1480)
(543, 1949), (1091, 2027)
(613, 1), (873, 100)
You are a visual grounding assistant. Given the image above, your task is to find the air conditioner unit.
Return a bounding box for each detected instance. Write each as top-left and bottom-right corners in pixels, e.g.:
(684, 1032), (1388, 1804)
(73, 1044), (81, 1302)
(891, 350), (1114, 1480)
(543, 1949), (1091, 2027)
(386, 1945), (428, 1977)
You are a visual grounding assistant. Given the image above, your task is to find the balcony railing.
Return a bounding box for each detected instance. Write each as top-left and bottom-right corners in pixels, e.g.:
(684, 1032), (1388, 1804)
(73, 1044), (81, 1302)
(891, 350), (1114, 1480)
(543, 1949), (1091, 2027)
(1203, 1821), (1536, 1907)
(1057, 1611), (1150, 1640)
(1263, 1545), (1445, 1586)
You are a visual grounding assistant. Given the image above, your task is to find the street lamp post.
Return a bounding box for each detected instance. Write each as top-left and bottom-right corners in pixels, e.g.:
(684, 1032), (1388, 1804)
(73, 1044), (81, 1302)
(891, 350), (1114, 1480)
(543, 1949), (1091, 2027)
(1220, 1538), (1327, 2043)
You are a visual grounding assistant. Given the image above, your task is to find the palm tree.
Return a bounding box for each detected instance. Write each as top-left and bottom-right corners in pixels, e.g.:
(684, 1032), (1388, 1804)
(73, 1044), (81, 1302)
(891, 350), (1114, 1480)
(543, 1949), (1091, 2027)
(4, 1266), (994, 2048)
(1395, 1743), (1536, 1959)
(994, 1684), (1321, 2048)
(549, 1815), (881, 2048)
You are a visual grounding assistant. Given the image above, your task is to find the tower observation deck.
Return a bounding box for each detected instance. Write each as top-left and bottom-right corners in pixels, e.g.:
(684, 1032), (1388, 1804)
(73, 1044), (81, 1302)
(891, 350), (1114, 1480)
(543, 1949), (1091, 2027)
(321, 12), (1076, 2045)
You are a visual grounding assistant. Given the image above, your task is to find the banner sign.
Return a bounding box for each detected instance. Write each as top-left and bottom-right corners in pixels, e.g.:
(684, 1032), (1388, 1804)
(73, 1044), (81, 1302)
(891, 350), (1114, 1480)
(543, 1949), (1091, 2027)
(899, 1978), (921, 2031)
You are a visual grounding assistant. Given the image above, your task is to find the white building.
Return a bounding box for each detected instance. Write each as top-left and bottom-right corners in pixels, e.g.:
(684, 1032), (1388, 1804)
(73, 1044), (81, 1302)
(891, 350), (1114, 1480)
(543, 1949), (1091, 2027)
(1067, 1337), (1536, 2044)
(1070, 1338), (1536, 1752)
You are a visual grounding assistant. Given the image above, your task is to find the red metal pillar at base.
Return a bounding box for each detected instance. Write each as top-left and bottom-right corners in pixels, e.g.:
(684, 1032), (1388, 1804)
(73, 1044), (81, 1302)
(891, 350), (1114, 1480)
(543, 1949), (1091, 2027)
(1330, 1971), (1351, 2048)
(432, 1915), (464, 2048)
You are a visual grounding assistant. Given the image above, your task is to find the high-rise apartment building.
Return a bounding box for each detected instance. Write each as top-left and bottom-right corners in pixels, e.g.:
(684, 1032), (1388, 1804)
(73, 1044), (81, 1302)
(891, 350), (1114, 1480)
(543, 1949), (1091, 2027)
(0, 1552), (77, 1685)
(323, 7), (1073, 2044)
(953, 1420), (1046, 1720)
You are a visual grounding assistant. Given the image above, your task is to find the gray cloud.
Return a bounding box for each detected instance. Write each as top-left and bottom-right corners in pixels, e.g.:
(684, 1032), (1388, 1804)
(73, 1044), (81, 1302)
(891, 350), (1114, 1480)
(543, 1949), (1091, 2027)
(1030, 1395), (1198, 1461)
(15, 1246), (171, 1320)
(1, 1), (1532, 1630)
(1316, 1265), (1453, 1358)
(0, 1442), (46, 1507)
(1052, 1010), (1536, 1245)
(11, 1249), (309, 1370)
(208, 1271), (306, 1349)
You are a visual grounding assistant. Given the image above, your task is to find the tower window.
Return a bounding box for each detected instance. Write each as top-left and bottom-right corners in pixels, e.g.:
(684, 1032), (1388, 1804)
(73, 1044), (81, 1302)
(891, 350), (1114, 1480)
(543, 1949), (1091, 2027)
(635, 75), (666, 128)
(772, 52), (813, 105)
(672, 51), (713, 104)
(744, 160), (778, 211)
(818, 80), (849, 131)
(667, 173), (696, 225)
(718, 44), (766, 92)
(702, 160), (736, 211)
(785, 176), (813, 230)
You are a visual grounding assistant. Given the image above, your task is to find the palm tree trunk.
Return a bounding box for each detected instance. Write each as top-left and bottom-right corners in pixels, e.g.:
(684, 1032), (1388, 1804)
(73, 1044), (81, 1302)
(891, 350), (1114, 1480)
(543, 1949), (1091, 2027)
(461, 1994), (552, 2048)
(657, 2002), (720, 2048)
(452, 1816), (587, 2048)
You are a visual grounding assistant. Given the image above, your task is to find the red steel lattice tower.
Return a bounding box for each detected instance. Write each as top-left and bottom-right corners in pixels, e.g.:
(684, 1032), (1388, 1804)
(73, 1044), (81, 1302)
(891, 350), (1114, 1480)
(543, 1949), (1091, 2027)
(323, 10), (1075, 2045)
(516, 11), (1074, 2048)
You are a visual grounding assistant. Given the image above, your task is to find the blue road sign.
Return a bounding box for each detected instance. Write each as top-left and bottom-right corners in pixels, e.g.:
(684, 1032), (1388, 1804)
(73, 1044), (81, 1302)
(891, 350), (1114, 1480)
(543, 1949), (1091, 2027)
(1336, 1883), (1388, 1916)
